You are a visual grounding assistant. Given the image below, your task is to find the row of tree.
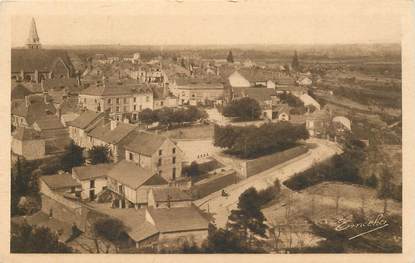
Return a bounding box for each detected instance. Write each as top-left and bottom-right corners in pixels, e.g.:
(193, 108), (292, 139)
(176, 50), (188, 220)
(138, 106), (208, 126)
(214, 122), (309, 158)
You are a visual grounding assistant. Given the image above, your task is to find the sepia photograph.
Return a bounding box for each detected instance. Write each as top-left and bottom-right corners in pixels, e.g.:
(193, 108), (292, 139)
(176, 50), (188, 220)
(2, 0), (414, 260)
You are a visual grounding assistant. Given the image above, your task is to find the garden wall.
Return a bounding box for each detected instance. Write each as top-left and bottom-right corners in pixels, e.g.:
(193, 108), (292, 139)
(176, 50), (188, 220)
(191, 170), (238, 199)
(244, 145), (309, 178)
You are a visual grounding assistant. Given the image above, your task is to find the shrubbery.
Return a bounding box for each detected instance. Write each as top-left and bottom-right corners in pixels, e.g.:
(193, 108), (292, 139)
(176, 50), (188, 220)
(138, 106), (207, 126)
(214, 122), (309, 158)
(223, 97), (261, 121)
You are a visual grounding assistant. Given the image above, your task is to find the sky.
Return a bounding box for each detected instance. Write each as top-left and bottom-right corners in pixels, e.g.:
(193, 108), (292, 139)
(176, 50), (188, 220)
(11, 0), (403, 47)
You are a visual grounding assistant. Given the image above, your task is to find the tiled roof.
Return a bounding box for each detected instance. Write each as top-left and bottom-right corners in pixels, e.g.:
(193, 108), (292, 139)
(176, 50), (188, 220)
(148, 206), (209, 233)
(34, 115), (64, 130)
(87, 122), (137, 145)
(11, 84), (33, 100)
(106, 160), (156, 189)
(124, 132), (167, 156)
(12, 127), (42, 141)
(11, 49), (74, 74)
(40, 173), (81, 190)
(67, 110), (104, 129)
(151, 187), (192, 202)
(72, 163), (113, 181)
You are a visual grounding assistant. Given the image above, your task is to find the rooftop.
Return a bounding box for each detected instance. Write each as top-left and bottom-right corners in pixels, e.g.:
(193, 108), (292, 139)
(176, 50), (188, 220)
(11, 49), (74, 74)
(34, 115), (65, 130)
(151, 187), (192, 202)
(12, 127), (42, 141)
(88, 122), (137, 145)
(72, 163), (113, 181)
(40, 173), (81, 190)
(148, 206), (209, 233)
(124, 132), (168, 156)
(80, 82), (152, 97)
(67, 110), (104, 129)
(106, 160), (161, 189)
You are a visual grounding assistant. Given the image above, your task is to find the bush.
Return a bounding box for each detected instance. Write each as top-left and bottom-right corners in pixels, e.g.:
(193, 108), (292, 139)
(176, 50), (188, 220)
(223, 97), (261, 121)
(214, 122), (309, 158)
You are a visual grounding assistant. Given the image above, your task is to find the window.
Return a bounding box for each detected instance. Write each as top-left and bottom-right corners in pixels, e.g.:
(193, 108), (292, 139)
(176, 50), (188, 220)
(158, 158), (162, 166)
(159, 170), (162, 178)
(139, 105), (142, 111)
(172, 157), (176, 164)
(160, 101), (164, 106)
(172, 147), (176, 154)
(116, 98), (120, 104)
(172, 168), (176, 180)
(116, 106), (120, 112)
(123, 98), (127, 103)
(129, 152), (133, 161)
(133, 97), (136, 103)
(84, 98), (86, 103)
(107, 98), (111, 104)
(159, 149), (162, 156)
(71, 187), (76, 193)
(146, 96), (150, 102)
(133, 105), (137, 111)
(90, 180), (95, 188)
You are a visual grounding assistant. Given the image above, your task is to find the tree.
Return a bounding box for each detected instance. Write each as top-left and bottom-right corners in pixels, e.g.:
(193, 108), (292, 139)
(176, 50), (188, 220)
(183, 161), (200, 177)
(227, 188), (268, 249)
(78, 217), (128, 253)
(214, 122), (309, 158)
(203, 224), (261, 253)
(11, 157), (40, 216)
(291, 51), (300, 71)
(88, 145), (111, 165)
(138, 108), (157, 125)
(223, 97), (261, 121)
(226, 50), (234, 63)
(61, 140), (85, 172)
(11, 223), (72, 253)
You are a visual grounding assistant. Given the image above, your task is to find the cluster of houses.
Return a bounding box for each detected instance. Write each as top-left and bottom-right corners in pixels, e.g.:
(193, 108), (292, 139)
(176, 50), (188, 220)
(11, 18), (354, 252)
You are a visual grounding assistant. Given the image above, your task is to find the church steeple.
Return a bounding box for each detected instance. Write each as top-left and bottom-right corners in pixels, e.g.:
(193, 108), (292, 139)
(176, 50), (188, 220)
(26, 18), (41, 49)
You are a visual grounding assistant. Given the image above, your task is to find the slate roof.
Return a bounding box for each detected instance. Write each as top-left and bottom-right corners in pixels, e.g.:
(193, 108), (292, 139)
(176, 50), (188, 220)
(11, 84), (34, 100)
(11, 49), (74, 73)
(34, 115), (65, 130)
(12, 127), (42, 141)
(151, 187), (192, 202)
(67, 110), (104, 129)
(80, 82), (152, 96)
(233, 87), (276, 104)
(106, 160), (157, 189)
(124, 132), (167, 156)
(11, 98), (57, 125)
(72, 163), (113, 181)
(87, 122), (137, 145)
(42, 78), (81, 94)
(148, 206), (209, 233)
(40, 173), (81, 190)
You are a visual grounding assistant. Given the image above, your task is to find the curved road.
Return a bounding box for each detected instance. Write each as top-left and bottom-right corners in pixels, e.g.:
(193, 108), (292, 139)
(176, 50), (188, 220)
(195, 138), (342, 227)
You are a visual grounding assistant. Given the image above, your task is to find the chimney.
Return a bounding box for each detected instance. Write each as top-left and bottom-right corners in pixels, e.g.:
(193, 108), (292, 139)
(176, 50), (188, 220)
(110, 119), (118, 130)
(25, 96), (31, 107)
(43, 93), (49, 104)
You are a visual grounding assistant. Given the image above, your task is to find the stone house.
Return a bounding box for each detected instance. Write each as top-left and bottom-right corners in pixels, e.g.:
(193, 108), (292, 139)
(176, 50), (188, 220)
(123, 132), (183, 182)
(72, 164), (113, 201)
(11, 127), (45, 160)
(67, 110), (105, 148)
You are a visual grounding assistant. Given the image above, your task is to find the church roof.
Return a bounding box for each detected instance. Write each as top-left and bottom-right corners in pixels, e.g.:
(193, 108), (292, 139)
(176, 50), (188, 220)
(11, 49), (74, 74)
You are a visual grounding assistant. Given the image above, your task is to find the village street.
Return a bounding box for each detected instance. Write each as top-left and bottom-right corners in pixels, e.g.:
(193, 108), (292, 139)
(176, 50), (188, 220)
(195, 138), (342, 227)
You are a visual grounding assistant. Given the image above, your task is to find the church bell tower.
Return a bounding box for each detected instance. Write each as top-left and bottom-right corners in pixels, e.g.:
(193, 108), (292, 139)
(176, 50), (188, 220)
(26, 18), (41, 49)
